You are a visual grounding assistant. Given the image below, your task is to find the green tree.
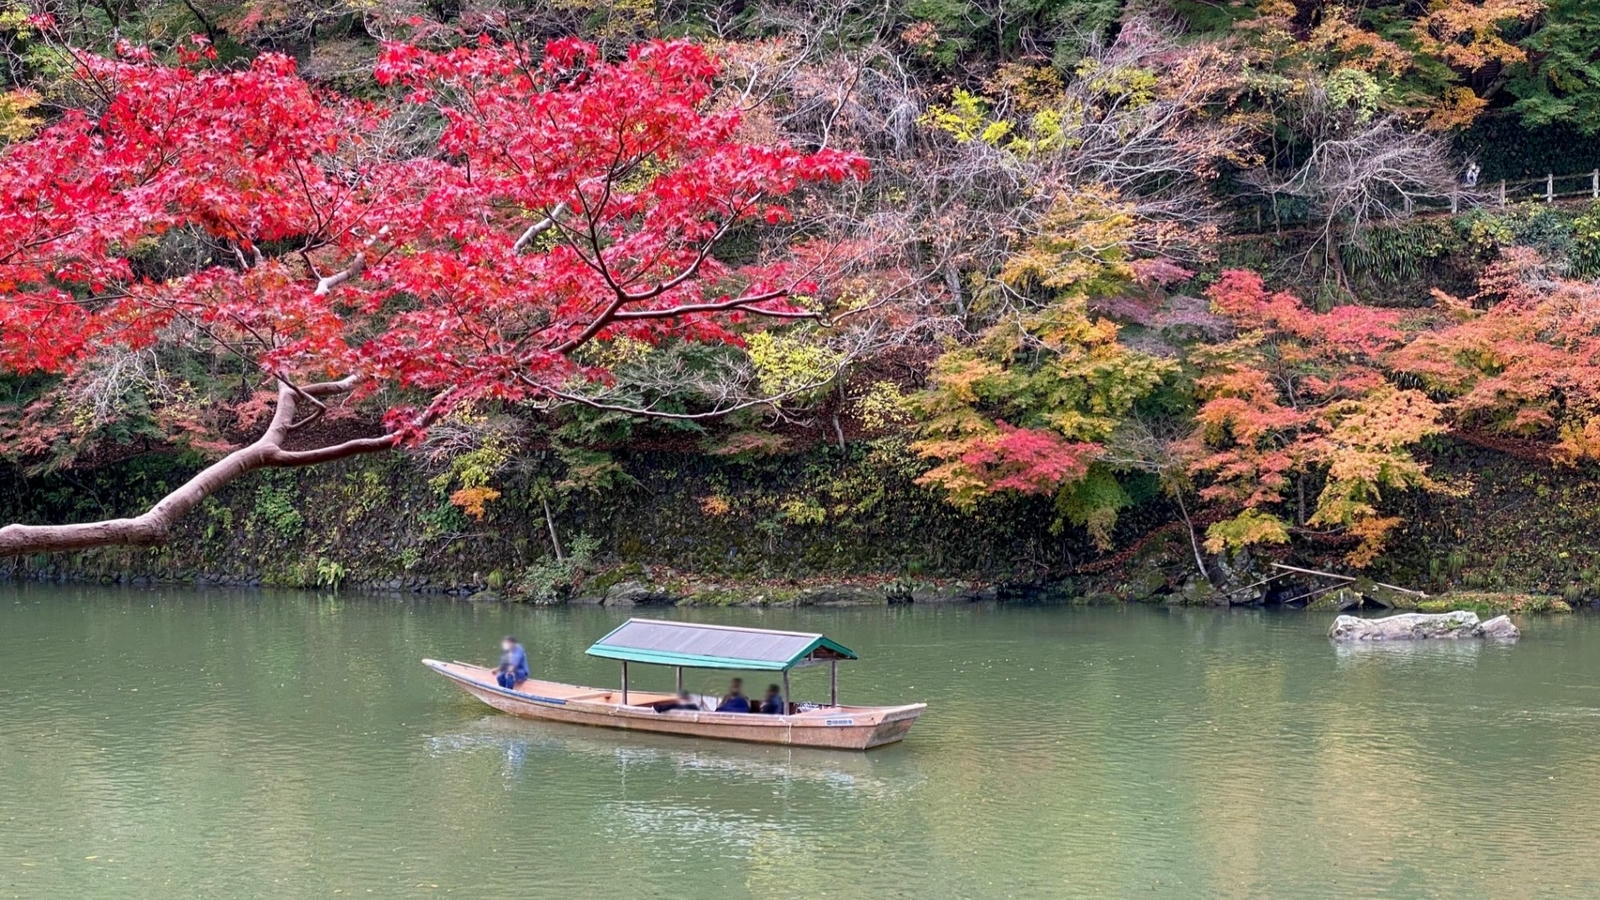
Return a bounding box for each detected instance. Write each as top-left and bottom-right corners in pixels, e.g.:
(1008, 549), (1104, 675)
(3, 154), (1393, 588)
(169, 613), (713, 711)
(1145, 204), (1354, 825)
(1510, 0), (1600, 134)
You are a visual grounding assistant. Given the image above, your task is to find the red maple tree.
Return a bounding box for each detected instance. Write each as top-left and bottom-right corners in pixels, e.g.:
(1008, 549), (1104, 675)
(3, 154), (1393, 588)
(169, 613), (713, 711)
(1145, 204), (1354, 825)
(0, 37), (866, 554)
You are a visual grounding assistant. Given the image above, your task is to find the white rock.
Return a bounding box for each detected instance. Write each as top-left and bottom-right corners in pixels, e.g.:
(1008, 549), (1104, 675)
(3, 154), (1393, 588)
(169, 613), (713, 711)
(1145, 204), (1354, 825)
(1328, 611), (1518, 642)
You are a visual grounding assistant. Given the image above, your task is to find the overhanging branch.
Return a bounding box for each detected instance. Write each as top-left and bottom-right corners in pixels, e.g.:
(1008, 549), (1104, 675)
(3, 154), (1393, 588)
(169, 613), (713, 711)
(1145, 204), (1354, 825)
(0, 377), (396, 557)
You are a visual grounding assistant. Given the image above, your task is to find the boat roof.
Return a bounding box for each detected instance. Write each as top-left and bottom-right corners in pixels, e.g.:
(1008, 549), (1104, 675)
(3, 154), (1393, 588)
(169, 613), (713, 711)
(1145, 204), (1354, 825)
(586, 618), (859, 671)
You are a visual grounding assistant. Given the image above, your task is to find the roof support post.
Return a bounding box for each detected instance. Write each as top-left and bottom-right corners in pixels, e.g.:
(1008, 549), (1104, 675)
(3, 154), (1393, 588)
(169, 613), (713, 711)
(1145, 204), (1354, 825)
(621, 661), (629, 705)
(781, 669), (792, 717)
(830, 659), (838, 707)
(675, 666), (683, 696)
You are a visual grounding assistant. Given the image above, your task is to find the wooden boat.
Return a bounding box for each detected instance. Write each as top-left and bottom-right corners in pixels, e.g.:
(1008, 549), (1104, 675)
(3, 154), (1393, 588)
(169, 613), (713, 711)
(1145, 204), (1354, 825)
(423, 619), (926, 750)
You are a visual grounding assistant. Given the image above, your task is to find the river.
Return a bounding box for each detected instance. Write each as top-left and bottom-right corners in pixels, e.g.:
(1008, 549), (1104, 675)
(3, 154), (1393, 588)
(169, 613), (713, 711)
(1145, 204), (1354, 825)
(2, 586), (1597, 898)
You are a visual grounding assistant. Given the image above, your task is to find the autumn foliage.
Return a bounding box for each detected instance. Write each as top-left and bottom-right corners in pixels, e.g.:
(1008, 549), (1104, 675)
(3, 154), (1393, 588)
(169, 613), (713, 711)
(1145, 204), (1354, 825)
(1, 38), (863, 412)
(918, 237), (1600, 571)
(912, 190), (1174, 548)
(911, 185), (1458, 567)
(0, 36), (866, 554)
(1394, 249), (1600, 461)
(1191, 271), (1444, 566)
(6, 1), (1600, 579)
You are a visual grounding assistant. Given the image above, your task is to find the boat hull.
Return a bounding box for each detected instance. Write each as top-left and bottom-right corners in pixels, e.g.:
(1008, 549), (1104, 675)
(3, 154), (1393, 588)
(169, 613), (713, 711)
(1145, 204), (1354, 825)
(423, 659), (924, 751)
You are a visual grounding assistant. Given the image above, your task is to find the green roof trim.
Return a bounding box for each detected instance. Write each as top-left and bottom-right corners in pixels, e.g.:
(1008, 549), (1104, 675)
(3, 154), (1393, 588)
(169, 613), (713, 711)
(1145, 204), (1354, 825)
(585, 619), (859, 671)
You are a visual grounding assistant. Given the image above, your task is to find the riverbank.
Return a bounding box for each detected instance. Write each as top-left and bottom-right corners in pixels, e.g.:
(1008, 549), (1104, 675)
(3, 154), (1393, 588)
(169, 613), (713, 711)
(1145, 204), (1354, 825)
(4, 435), (1599, 614)
(2, 559), (1581, 616)
(0, 441), (1096, 598)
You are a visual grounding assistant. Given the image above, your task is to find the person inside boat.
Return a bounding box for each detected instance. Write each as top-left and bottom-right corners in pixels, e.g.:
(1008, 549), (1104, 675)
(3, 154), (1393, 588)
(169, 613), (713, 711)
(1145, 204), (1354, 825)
(715, 678), (751, 713)
(654, 690), (699, 713)
(759, 684), (784, 715)
(495, 636), (528, 689)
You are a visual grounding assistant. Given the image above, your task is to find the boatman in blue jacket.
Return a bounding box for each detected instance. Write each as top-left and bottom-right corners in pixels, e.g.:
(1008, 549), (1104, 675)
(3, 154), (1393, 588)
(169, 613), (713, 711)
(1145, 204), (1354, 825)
(715, 678), (751, 713)
(495, 636), (529, 689)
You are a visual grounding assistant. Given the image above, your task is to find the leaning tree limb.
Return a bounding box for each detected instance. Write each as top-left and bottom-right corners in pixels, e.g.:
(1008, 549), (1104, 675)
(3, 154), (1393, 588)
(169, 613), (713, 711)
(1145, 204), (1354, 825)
(0, 377), (395, 557)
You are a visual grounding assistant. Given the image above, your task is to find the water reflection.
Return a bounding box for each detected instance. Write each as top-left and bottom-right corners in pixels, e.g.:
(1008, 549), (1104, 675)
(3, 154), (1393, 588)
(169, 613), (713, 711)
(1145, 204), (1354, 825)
(426, 714), (916, 795)
(1331, 637), (1490, 668)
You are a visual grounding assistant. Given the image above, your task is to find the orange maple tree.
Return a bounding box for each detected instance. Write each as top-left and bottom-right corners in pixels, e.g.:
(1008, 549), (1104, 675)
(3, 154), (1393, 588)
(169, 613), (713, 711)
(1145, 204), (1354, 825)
(1394, 248), (1600, 461)
(1191, 270), (1445, 566)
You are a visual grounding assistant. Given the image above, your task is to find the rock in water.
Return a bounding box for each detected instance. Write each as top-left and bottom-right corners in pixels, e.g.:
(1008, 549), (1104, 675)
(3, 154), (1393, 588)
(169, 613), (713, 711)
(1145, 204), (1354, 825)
(1477, 615), (1520, 640)
(1329, 611), (1520, 642)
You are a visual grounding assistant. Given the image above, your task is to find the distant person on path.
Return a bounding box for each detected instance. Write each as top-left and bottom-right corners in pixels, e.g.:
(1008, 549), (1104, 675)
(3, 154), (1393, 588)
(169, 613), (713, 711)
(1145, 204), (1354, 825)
(760, 684), (784, 715)
(1464, 162), (1480, 188)
(495, 635), (529, 689)
(715, 678), (751, 713)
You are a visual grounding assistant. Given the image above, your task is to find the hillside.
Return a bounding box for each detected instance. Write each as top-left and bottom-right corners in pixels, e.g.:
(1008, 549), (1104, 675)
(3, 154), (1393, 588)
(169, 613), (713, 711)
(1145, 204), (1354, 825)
(5, 0), (1600, 605)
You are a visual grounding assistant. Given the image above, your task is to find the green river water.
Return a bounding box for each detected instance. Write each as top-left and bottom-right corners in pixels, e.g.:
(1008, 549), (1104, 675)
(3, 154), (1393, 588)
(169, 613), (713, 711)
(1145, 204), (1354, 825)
(2, 586), (1597, 898)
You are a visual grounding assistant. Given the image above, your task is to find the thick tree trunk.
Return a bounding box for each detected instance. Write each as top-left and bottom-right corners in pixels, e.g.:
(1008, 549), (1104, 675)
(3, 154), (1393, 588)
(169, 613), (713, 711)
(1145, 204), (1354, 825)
(0, 377), (396, 557)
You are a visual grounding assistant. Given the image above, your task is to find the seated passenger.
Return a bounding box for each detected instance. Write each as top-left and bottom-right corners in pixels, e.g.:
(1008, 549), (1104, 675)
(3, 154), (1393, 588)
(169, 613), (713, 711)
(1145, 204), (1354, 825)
(715, 678), (751, 713)
(494, 635), (529, 689)
(655, 690), (699, 713)
(759, 684), (784, 715)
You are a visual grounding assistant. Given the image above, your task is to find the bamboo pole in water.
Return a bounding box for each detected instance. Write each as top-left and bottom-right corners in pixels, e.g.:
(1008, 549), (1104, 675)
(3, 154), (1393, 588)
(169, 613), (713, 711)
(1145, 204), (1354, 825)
(1268, 563), (1426, 596)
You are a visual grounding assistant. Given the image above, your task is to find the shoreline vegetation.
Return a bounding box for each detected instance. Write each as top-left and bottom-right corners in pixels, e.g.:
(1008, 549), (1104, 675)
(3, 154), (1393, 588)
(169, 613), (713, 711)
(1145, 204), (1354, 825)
(0, 444), (1582, 616)
(0, 565), (1577, 616)
(7, 406), (1600, 615)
